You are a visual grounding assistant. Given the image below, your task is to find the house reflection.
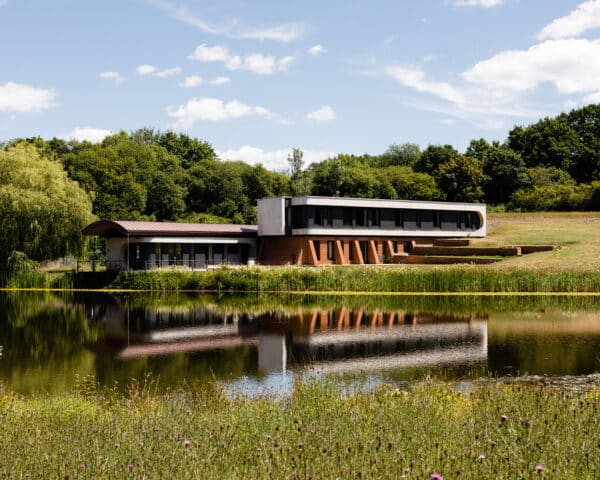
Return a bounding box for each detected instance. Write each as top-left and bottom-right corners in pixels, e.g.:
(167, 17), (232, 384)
(86, 304), (488, 376)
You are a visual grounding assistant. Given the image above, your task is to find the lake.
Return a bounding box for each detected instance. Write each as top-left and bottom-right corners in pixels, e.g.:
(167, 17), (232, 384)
(1, 291), (599, 394)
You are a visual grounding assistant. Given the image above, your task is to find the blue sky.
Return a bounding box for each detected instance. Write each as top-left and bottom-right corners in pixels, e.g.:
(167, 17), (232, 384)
(1, 0), (600, 169)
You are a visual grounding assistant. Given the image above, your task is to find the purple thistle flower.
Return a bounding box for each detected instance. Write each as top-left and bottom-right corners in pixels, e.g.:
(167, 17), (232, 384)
(478, 454), (486, 460)
(490, 440), (497, 447)
(535, 465), (545, 473)
(501, 415), (508, 422)
(128, 464), (134, 471)
(431, 473), (443, 480)
(184, 439), (191, 447)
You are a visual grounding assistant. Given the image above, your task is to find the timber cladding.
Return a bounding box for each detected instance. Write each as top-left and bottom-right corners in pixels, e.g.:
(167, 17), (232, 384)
(258, 236), (417, 266)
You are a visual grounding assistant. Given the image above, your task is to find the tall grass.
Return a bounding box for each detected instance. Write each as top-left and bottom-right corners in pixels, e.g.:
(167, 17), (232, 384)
(1, 379), (598, 479)
(109, 265), (600, 293)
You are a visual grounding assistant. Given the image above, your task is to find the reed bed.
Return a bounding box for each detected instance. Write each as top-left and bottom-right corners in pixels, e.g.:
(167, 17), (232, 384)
(109, 265), (600, 293)
(0, 379), (598, 479)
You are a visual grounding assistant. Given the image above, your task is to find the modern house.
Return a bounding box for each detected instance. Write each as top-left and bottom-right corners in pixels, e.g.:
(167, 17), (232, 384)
(82, 196), (486, 270)
(82, 220), (257, 271)
(257, 196), (486, 265)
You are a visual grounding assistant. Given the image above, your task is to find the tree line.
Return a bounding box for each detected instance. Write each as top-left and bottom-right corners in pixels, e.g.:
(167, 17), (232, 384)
(3, 103), (600, 268)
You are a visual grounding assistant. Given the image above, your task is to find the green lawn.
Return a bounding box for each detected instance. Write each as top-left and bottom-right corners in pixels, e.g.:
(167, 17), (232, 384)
(477, 212), (600, 271)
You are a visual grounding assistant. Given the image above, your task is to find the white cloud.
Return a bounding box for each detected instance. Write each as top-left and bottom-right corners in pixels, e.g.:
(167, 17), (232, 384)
(137, 64), (182, 77)
(306, 105), (336, 123)
(463, 38), (600, 95)
(584, 90), (600, 103)
(385, 66), (465, 104)
(452, 0), (504, 7)
(146, 0), (305, 43)
(209, 76), (231, 85)
(153, 66), (182, 77)
(243, 54), (276, 75)
(167, 97), (285, 129)
(217, 146), (336, 171)
(277, 56), (295, 72)
(179, 75), (203, 88)
(188, 44), (232, 62)
(308, 44), (327, 56)
(136, 64), (157, 75)
(60, 127), (113, 143)
(99, 71), (125, 84)
(0, 82), (58, 113)
(189, 44), (293, 75)
(538, 0), (600, 41)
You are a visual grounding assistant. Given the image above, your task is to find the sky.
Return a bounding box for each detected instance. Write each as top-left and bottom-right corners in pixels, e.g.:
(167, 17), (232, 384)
(2, 0), (600, 170)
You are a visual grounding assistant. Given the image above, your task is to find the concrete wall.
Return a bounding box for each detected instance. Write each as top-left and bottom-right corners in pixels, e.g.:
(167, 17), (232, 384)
(257, 197), (286, 236)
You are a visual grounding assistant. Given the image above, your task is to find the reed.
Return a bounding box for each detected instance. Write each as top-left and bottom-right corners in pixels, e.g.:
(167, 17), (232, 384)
(107, 265), (600, 293)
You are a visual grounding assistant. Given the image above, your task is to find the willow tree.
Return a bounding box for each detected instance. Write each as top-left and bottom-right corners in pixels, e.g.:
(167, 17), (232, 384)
(0, 145), (94, 269)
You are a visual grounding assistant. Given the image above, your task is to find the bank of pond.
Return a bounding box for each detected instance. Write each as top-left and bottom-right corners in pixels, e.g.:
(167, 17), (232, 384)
(6, 265), (600, 292)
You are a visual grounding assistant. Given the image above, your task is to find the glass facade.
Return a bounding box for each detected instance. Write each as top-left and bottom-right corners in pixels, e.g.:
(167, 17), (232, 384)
(289, 205), (481, 232)
(127, 242), (248, 270)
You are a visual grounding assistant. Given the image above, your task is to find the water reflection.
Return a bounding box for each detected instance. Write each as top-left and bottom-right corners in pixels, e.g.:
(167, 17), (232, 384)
(1, 292), (599, 394)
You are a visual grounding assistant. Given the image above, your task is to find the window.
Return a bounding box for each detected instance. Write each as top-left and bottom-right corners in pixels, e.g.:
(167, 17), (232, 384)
(368, 209), (380, 227)
(343, 208), (353, 226)
(355, 208), (365, 226)
(313, 240), (321, 260)
(394, 210), (403, 227)
(349, 241), (354, 261)
(327, 241), (334, 260)
(314, 207), (323, 226)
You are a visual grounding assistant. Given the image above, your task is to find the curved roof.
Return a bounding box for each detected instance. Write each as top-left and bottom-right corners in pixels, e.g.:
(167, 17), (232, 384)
(82, 220), (257, 237)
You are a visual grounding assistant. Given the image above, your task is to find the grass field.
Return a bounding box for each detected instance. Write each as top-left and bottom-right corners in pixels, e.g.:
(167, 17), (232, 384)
(474, 212), (600, 271)
(1, 379), (598, 479)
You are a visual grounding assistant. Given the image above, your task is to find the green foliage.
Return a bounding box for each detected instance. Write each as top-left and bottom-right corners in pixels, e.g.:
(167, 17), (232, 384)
(509, 104), (600, 183)
(376, 142), (421, 167)
(436, 155), (485, 202)
(288, 148), (312, 195)
(508, 182), (600, 211)
(383, 166), (443, 200)
(0, 145), (94, 269)
(413, 144), (459, 174)
(62, 134), (188, 221)
(467, 139), (530, 204)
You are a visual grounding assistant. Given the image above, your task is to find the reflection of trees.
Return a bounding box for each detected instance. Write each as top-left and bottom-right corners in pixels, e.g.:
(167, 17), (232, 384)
(490, 334), (600, 375)
(100, 291), (600, 317)
(0, 292), (101, 393)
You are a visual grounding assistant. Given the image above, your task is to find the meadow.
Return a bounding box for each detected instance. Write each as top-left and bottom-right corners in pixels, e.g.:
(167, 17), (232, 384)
(0, 379), (598, 479)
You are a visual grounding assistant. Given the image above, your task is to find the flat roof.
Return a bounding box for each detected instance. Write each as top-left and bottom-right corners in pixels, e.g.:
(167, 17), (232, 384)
(82, 220), (257, 237)
(288, 196), (486, 208)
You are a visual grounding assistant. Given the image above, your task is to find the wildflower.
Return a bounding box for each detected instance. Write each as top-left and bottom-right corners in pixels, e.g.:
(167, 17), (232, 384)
(527, 419), (535, 426)
(490, 441), (497, 447)
(501, 415), (508, 422)
(186, 409), (192, 415)
(175, 432), (182, 441)
(535, 465), (545, 473)
(128, 464), (134, 471)
(431, 473), (443, 480)
(478, 454), (486, 460)
(184, 440), (191, 447)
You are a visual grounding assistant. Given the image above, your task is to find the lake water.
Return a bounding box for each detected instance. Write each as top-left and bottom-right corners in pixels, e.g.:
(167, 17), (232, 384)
(1, 291), (599, 395)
